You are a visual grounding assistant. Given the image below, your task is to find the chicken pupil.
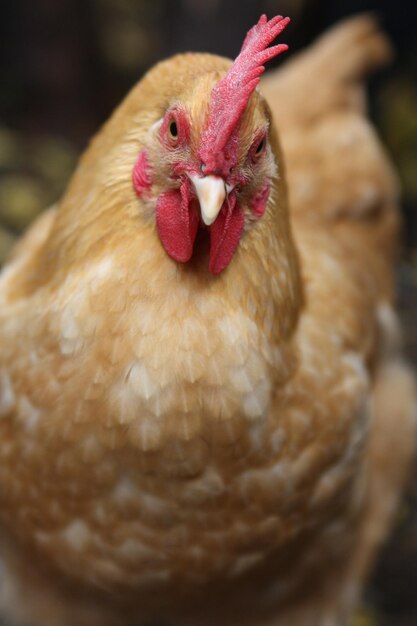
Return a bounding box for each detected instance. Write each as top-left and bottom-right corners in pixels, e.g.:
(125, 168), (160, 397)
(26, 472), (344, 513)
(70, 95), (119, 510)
(169, 121), (178, 137)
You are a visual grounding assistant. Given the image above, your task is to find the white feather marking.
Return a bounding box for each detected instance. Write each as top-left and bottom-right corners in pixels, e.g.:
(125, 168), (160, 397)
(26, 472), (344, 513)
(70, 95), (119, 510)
(127, 361), (157, 400)
(377, 303), (401, 356)
(149, 118), (163, 134)
(229, 552), (263, 577)
(112, 476), (139, 503)
(341, 352), (367, 379)
(62, 520), (91, 550)
(118, 539), (160, 561)
(0, 369), (15, 416)
(181, 466), (225, 504)
(243, 380), (270, 419)
(229, 367), (254, 393)
(18, 395), (40, 432)
(94, 256), (114, 279)
(59, 304), (85, 354)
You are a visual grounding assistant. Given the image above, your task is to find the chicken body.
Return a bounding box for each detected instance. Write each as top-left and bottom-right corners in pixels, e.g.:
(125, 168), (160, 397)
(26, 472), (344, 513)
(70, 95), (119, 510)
(0, 15), (415, 626)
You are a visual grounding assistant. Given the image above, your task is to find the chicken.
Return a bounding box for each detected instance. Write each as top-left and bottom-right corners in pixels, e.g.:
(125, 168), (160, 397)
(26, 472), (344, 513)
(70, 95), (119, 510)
(0, 13), (415, 626)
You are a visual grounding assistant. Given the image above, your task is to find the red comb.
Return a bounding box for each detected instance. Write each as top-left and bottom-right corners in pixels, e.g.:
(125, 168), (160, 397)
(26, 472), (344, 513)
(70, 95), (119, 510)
(199, 15), (290, 175)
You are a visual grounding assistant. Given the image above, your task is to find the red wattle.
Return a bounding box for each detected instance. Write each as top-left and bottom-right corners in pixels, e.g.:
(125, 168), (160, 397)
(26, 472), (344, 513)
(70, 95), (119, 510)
(156, 184), (198, 263)
(209, 195), (244, 275)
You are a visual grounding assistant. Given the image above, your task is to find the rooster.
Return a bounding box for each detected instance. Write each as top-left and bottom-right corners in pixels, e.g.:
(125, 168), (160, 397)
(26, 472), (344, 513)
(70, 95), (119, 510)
(0, 14), (415, 626)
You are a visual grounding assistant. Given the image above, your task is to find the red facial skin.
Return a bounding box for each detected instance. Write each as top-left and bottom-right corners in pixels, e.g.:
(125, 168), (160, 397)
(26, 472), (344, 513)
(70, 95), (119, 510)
(132, 150), (152, 197)
(133, 108), (269, 275)
(251, 182), (271, 218)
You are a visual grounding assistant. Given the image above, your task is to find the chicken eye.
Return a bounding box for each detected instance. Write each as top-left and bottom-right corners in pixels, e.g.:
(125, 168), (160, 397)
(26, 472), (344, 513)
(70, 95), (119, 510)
(250, 134), (267, 162)
(255, 138), (265, 155)
(169, 120), (178, 140)
(161, 108), (190, 148)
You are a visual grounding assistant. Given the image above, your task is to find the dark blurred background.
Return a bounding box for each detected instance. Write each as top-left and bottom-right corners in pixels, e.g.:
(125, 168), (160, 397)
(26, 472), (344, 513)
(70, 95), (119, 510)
(0, 1), (416, 624)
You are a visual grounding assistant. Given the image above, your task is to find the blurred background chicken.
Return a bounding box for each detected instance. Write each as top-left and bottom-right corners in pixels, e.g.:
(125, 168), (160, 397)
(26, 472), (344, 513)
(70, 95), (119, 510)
(0, 2), (416, 626)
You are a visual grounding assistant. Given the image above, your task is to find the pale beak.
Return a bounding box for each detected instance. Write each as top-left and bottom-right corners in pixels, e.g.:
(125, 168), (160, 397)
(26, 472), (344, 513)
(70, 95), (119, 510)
(188, 174), (226, 226)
